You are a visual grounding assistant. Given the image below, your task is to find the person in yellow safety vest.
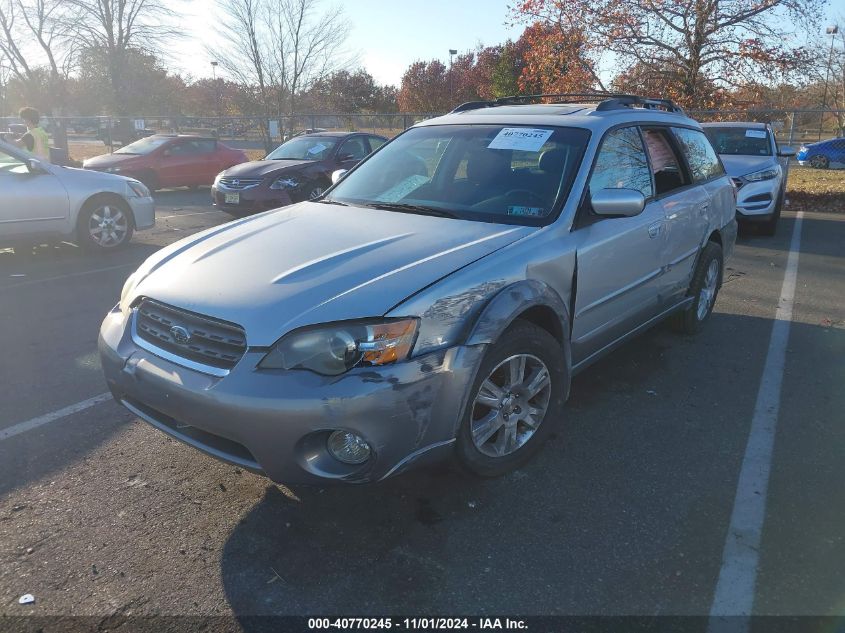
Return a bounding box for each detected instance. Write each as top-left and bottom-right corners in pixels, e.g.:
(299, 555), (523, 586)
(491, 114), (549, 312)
(16, 107), (50, 161)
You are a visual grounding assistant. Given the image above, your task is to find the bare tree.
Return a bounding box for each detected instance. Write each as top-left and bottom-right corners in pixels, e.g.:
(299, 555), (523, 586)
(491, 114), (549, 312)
(65, 0), (180, 113)
(213, 0), (354, 143)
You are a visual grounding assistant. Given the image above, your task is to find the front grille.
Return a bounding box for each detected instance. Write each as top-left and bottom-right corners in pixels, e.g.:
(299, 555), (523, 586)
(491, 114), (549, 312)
(134, 298), (247, 370)
(218, 177), (262, 190)
(732, 177), (744, 190)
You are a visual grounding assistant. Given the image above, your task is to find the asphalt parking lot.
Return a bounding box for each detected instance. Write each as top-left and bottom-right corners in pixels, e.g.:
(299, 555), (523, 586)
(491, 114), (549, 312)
(1, 190), (843, 625)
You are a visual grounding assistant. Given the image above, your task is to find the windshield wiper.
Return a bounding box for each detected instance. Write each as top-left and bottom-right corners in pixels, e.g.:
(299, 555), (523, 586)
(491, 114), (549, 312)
(363, 202), (459, 219)
(317, 198), (349, 206)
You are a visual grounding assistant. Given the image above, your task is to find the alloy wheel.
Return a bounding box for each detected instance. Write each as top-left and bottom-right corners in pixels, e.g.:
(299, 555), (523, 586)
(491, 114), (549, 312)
(88, 205), (129, 248)
(697, 258), (720, 321)
(470, 354), (552, 458)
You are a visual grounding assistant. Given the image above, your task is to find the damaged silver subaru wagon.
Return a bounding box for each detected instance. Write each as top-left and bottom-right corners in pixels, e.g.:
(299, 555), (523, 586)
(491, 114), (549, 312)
(99, 94), (736, 483)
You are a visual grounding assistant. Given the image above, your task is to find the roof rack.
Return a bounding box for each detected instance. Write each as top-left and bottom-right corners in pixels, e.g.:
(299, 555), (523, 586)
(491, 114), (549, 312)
(449, 92), (684, 114)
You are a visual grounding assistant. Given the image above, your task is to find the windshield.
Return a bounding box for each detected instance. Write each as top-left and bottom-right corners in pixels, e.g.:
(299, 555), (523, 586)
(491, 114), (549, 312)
(703, 127), (772, 156)
(324, 124), (590, 225)
(114, 136), (172, 155)
(267, 137), (338, 160)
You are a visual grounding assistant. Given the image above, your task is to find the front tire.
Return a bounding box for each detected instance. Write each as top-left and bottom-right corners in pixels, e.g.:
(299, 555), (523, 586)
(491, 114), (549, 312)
(77, 198), (134, 251)
(670, 241), (723, 334)
(456, 320), (567, 477)
(810, 155), (830, 169)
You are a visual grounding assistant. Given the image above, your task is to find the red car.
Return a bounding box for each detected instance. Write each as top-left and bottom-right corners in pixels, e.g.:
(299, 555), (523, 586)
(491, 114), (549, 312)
(83, 135), (248, 191)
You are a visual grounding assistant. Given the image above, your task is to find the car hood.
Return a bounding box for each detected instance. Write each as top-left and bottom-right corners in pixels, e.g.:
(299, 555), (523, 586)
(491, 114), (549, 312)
(53, 164), (133, 187)
(719, 154), (776, 178)
(83, 152), (143, 169)
(221, 159), (312, 178)
(128, 202), (535, 346)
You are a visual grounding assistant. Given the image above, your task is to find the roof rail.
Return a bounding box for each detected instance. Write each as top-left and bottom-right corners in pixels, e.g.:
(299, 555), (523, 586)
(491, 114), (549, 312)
(448, 92), (685, 114)
(594, 95), (684, 113)
(495, 92), (616, 105)
(450, 100), (496, 113)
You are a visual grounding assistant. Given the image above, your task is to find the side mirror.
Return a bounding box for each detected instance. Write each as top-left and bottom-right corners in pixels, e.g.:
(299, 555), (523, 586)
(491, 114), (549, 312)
(26, 158), (47, 174)
(777, 146), (796, 158)
(591, 188), (645, 217)
(331, 169), (348, 184)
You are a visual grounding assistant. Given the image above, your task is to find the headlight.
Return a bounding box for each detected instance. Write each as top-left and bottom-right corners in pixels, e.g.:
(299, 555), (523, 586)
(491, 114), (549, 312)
(270, 176), (299, 190)
(258, 318), (419, 375)
(214, 171), (224, 184)
(119, 272), (138, 309)
(127, 180), (150, 198)
(743, 167), (778, 182)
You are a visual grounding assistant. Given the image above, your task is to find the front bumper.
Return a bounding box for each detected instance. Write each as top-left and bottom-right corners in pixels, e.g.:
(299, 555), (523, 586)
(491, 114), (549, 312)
(128, 196), (155, 230)
(99, 307), (485, 484)
(211, 184), (293, 214)
(734, 178), (780, 220)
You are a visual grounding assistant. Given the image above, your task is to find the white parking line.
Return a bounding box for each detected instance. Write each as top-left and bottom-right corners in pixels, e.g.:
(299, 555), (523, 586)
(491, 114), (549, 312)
(709, 211), (804, 625)
(158, 210), (220, 219)
(0, 393), (113, 442)
(1, 262), (140, 290)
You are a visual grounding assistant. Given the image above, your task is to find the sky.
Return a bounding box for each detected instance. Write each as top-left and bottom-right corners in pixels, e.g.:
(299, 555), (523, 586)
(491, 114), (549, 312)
(171, 0), (843, 88)
(173, 0), (524, 86)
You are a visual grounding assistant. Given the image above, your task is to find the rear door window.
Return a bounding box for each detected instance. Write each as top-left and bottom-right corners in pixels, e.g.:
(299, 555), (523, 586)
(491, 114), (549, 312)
(672, 128), (725, 183)
(588, 127), (653, 199)
(641, 128), (690, 195)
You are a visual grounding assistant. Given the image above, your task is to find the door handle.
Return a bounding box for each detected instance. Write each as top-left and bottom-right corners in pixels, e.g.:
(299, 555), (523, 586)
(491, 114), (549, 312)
(648, 221), (663, 238)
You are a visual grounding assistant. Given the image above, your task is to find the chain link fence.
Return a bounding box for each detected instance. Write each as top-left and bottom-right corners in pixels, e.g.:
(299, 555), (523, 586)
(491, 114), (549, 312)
(2, 109), (843, 159)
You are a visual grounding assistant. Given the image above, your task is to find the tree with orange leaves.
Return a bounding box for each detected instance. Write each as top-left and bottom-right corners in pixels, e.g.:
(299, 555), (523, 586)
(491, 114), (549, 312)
(512, 0), (826, 108)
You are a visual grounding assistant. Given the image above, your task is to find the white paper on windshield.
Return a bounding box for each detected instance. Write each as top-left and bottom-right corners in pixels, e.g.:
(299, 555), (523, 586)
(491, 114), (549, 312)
(745, 130), (767, 139)
(488, 128), (553, 152)
(307, 143), (327, 154)
(375, 174), (429, 202)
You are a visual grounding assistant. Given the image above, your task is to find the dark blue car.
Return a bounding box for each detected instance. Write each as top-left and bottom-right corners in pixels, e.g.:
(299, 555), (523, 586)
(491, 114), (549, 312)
(798, 137), (845, 169)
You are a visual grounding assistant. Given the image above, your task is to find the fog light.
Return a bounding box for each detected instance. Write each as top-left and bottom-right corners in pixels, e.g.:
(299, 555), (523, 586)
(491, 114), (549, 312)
(327, 430), (371, 465)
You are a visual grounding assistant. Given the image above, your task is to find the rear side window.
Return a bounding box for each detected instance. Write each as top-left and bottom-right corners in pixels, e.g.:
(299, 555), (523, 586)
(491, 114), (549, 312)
(641, 128), (689, 195)
(672, 128), (725, 182)
(367, 135), (386, 151)
(588, 127), (653, 199)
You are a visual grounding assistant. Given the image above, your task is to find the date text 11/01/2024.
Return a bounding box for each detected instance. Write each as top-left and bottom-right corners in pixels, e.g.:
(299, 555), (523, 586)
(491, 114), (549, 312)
(307, 618), (528, 630)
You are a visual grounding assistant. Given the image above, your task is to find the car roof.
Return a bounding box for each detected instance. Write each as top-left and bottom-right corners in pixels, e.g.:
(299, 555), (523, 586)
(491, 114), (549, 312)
(150, 134), (218, 141)
(299, 131), (381, 139)
(700, 121), (768, 129)
(417, 95), (702, 134)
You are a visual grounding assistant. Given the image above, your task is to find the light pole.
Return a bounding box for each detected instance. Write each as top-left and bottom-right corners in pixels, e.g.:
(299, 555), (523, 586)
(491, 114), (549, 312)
(449, 49), (457, 106)
(819, 25), (839, 141)
(210, 60), (221, 121)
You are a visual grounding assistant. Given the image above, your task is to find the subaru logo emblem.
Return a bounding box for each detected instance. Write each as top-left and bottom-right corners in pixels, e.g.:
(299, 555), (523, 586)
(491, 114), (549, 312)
(170, 325), (190, 345)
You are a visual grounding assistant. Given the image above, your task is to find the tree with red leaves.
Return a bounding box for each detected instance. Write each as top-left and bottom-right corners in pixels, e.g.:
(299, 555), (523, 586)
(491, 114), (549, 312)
(512, 0), (826, 107)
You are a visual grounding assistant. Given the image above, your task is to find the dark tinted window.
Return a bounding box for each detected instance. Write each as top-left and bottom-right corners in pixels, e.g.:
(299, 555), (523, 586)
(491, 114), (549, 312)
(642, 128), (689, 195)
(673, 128), (725, 182)
(589, 127), (653, 198)
(703, 126), (772, 156)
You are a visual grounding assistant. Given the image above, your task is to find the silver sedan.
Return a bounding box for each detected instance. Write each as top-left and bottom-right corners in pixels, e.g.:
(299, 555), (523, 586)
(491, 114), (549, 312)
(0, 140), (154, 250)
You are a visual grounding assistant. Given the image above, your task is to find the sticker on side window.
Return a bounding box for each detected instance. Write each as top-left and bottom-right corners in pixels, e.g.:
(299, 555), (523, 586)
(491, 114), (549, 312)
(488, 128), (553, 152)
(745, 130), (767, 139)
(507, 205), (544, 217)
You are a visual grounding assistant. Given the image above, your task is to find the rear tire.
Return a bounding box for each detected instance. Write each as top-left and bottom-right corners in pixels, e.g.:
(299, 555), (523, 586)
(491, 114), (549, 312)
(670, 241), (723, 335)
(136, 171), (159, 192)
(77, 198), (134, 251)
(456, 320), (567, 477)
